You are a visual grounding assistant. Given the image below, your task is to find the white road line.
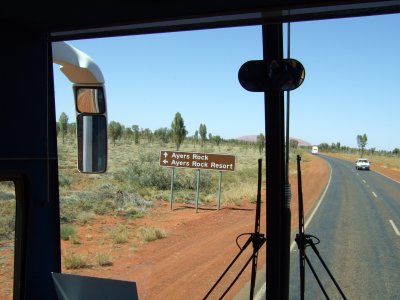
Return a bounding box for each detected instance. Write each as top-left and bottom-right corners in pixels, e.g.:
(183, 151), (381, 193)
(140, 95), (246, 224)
(362, 179), (366, 184)
(389, 220), (400, 236)
(290, 165), (333, 252)
(372, 192), (378, 198)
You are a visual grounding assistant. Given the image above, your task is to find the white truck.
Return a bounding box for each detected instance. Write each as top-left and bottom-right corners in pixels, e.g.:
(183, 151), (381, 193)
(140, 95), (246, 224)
(355, 158), (370, 170)
(311, 146), (318, 154)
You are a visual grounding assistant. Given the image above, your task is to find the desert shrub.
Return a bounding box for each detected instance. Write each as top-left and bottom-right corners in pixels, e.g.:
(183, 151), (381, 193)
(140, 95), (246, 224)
(69, 234), (81, 244)
(58, 175), (72, 187)
(220, 184), (257, 206)
(110, 224), (129, 244)
(60, 192), (99, 222)
(0, 200), (15, 240)
(121, 203), (145, 219)
(93, 199), (116, 215)
(0, 192), (15, 201)
(63, 252), (88, 269)
(75, 211), (94, 225)
(96, 252), (113, 267)
(0, 215), (15, 240)
(139, 226), (166, 242)
(114, 189), (152, 210)
(124, 158), (214, 192)
(125, 160), (171, 190)
(60, 224), (76, 241)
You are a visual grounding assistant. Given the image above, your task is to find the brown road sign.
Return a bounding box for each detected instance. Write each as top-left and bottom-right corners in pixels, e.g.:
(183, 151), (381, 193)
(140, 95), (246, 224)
(159, 150), (236, 171)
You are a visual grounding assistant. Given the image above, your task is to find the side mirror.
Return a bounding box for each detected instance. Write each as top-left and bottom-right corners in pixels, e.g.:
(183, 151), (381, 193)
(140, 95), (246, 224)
(238, 58), (305, 92)
(77, 115), (107, 173)
(74, 86), (108, 173)
(76, 87), (106, 113)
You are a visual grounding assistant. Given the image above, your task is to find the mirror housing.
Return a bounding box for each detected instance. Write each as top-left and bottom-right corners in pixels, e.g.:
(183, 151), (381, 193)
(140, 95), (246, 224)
(238, 58), (305, 92)
(74, 86), (108, 173)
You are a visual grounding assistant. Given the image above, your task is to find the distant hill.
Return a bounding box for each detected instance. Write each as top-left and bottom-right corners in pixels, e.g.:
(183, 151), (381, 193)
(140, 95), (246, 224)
(236, 135), (311, 147)
(236, 135), (258, 142)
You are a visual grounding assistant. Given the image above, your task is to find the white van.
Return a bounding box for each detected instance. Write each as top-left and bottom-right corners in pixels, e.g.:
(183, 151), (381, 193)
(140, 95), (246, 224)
(311, 146), (318, 154)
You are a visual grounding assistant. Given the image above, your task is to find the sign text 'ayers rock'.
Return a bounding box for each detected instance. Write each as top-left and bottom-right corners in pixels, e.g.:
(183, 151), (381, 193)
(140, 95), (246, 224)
(159, 150), (236, 171)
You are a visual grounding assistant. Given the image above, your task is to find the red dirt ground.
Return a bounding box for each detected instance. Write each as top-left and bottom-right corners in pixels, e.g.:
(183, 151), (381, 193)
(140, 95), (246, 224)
(59, 153), (330, 300)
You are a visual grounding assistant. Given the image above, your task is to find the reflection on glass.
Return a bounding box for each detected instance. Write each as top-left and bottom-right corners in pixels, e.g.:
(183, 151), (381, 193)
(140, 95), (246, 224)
(77, 115), (107, 173)
(268, 59), (305, 91)
(238, 58), (305, 92)
(0, 181), (15, 300)
(76, 88), (105, 114)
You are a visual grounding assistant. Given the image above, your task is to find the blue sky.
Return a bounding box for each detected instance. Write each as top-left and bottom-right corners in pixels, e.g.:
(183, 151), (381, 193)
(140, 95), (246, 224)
(53, 13), (400, 151)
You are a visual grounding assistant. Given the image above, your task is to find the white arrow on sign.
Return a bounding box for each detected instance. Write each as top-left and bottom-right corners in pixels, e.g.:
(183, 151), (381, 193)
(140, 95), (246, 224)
(163, 152), (168, 158)
(163, 159), (168, 164)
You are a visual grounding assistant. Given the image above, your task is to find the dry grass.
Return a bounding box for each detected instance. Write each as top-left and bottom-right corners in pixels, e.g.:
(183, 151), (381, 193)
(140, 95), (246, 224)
(138, 226), (167, 242)
(326, 152), (400, 170)
(109, 224), (129, 244)
(63, 252), (88, 269)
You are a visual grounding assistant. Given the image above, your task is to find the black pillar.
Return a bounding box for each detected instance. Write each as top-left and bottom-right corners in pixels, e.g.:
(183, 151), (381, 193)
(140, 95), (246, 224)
(0, 30), (60, 299)
(263, 24), (291, 300)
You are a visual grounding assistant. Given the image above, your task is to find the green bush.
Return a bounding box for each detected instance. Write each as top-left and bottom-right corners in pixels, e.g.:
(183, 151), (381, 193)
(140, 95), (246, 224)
(124, 158), (214, 191)
(60, 224), (76, 241)
(93, 200), (116, 215)
(125, 160), (171, 190)
(121, 204), (145, 219)
(58, 175), (72, 187)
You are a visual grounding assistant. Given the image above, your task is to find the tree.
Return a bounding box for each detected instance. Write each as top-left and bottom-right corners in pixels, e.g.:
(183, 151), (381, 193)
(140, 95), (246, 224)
(357, 134), (368, 157)
(67, 123), (76, 138)
(199, 123), (207, 147)
(124, 127), (134, 140)
(318, 143), (330, 152)
(289, 138), (299, 150)
(142, 128), (153, 143)
(132, 125), (140, 145)
(213, 135), (222, 146)
(108, 121), (123, 146)
(193, 130), (199, 146)
(59, 112), (69, 143)
(171, 112), (187, 150)
(154, 127), (171, 144)
(257, 133), (265, 154)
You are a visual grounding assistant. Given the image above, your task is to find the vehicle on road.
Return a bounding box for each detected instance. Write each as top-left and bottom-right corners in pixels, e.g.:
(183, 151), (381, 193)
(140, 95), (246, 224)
(311, 146), (318, 154)
(355, 158), (370, 170)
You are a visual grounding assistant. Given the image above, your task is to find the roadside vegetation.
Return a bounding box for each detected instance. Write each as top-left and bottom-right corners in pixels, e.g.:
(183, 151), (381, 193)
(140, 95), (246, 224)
(2, 112), (399, 276)
(317, 134), (400, 170)
(54, 112), (279, 271)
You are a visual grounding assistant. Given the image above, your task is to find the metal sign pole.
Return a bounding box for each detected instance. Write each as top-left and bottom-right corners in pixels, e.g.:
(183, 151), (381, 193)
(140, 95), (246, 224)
(170, 167), (175, 210)
(195, 169), (200, 213)
(217, 171), (222, 210)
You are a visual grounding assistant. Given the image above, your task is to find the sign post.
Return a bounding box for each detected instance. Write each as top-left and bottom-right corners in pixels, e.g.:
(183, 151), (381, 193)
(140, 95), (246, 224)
(170, 167), (175, 210)
(217, 171), (222, 210)
(159, 150), (236, 210)
(195, 169), (200, 213)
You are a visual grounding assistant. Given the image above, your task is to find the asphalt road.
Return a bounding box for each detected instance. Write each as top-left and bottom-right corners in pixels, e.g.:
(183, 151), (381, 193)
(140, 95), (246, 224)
(289, 155), (400, 299)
